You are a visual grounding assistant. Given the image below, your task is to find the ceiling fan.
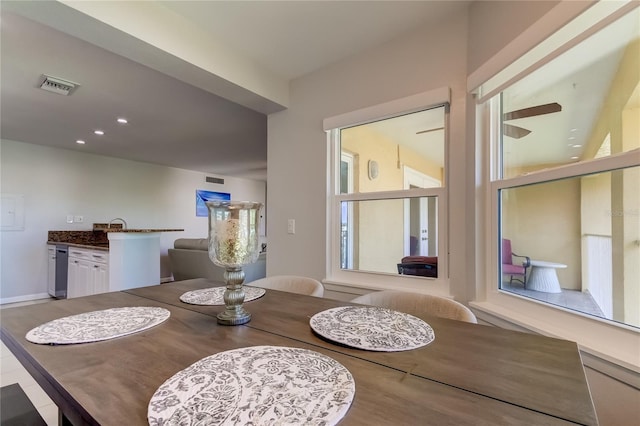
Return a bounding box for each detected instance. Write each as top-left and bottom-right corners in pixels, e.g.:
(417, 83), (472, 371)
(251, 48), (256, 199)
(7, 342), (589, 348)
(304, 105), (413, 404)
(416, 102), (562, 139)
(414, 102), (562, 138)
(503, 102), (562, 139)
(415, 127), (444, 135)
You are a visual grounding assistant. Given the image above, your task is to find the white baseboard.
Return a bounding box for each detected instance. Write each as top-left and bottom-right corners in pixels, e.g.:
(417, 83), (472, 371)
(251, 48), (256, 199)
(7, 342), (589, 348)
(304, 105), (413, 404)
(0, 292), (51, 305)
(160, 276), (174, 284)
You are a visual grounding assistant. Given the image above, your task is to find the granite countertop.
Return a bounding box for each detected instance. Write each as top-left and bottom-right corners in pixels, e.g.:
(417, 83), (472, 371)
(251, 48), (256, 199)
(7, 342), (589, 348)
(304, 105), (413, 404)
(47, 228), (184, 250)
(101, 228), (184, 233)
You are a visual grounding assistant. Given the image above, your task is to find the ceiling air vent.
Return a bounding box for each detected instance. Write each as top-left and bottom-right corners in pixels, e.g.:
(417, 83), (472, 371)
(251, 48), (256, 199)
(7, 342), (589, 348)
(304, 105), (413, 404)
(206, 176), (225, 184)
(38, 75), (79, 96)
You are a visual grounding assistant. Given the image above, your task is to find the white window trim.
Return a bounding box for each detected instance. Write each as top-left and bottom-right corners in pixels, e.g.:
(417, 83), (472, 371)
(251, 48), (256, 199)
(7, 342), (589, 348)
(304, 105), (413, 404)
(324, 88), (451, 297)
(472, 3), (640, 374)
(323, 87), (450, 131)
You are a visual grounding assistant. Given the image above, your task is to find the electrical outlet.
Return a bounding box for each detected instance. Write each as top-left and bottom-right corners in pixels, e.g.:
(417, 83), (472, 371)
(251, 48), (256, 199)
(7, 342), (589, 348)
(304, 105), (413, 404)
(66, 215), (73, 223)
(74, 215), (84, 223)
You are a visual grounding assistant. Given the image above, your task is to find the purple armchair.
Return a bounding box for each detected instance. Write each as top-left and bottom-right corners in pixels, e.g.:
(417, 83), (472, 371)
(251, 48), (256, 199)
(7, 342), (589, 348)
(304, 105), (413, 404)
(502, 239), (531, 286)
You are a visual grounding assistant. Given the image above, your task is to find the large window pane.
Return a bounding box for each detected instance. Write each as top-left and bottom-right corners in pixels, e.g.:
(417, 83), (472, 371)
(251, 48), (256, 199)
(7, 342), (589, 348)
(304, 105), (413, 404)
(328, 90), (449, 287)
(340, 106), (445, 193)
(499, 167), (639, 328)
(499, 8), (639, 179)
(340, 197), (438, 277)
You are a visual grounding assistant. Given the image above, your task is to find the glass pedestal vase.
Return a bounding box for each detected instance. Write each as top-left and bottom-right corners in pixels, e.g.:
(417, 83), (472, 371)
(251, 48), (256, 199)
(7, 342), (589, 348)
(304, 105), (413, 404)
(206, 201), (262, 326)
(216, 267), (251, 325)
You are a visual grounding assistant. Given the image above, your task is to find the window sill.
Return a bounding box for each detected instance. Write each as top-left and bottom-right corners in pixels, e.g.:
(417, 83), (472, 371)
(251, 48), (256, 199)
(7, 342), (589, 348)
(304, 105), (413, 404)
(470, 300), (640, 387)
(323, 273), (451, 298)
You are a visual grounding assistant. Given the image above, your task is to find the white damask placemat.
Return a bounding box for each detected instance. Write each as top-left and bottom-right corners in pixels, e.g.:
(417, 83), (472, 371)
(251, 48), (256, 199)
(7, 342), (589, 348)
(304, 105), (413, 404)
(148, 345), (355, 426)
(310, 306), (435, 352)
(26, 307), (170, 345)
(179, 286), (266, 306)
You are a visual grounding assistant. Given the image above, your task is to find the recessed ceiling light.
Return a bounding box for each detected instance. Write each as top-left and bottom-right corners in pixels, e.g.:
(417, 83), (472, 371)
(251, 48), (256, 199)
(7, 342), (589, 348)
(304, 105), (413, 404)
(568, 136), (576, 140)
(94, 130), (104, 135)
(571, 156), (579, 160)
(572, 144), (582, 148)
(76, 140), (85, 145)
(570, 128), (578, 132)
(117, 118), (128, 124)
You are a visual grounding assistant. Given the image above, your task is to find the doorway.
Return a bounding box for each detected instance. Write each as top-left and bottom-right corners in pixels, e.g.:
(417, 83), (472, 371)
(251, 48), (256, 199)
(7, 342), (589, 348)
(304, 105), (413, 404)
(404, 166), (440, 256)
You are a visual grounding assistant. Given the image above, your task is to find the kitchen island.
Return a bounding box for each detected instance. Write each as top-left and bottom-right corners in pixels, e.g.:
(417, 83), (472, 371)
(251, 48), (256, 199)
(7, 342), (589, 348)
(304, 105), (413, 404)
(104, 228), (183, 291)
(47, 227), (183, 297)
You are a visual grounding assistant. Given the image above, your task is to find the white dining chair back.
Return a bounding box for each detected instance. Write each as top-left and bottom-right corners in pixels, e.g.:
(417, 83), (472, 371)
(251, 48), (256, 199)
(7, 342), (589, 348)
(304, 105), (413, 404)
(351, 290), (477, 323)
(249, 275), (324, 297)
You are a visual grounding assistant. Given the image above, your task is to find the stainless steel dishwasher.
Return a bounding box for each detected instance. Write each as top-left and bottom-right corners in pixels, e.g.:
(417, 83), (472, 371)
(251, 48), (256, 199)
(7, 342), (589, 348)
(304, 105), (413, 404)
(52, 244), (68, 298)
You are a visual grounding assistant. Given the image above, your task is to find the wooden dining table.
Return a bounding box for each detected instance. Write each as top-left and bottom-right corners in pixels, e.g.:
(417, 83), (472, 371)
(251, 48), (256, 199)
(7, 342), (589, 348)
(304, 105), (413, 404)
(1, 278), (598, 425)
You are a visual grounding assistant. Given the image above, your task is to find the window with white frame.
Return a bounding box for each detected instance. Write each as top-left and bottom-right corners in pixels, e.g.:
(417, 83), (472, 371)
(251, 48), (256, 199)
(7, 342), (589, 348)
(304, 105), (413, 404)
(325, 91), (450, 291)
(480, 4), (639, 330)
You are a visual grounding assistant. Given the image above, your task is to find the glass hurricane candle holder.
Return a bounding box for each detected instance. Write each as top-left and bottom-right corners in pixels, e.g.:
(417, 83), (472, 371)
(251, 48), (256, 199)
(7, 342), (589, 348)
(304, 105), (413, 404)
(206, 200), (262, 325)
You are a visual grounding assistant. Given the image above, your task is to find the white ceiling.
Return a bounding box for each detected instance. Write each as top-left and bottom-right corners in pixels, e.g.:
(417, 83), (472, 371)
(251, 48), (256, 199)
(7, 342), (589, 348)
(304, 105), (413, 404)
(160, 1), (470, 81)
(0, 1), (470, 181)
(3, 1), (633, 179)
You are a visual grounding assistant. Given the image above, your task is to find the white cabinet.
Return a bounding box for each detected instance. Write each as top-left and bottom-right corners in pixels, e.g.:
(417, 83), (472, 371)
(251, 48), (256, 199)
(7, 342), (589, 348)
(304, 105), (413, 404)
(68, 258), (90, 298)
(68, 248), (109, 298)
(93, 262), (109, 294)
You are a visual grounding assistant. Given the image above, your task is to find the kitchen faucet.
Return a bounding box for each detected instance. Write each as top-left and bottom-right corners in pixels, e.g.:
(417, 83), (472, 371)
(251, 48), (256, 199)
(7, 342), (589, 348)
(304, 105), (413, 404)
(108, 218), (128, 229)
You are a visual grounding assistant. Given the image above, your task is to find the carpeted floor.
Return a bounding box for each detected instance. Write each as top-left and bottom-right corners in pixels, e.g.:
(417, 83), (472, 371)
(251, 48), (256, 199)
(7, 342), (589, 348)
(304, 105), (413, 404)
(0, 383), (47, 426)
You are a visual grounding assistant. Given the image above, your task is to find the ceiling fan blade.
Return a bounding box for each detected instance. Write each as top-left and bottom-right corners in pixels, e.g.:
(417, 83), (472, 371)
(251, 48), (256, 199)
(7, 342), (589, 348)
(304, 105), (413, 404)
(503, 102), (562, 121)
(503, 124), (531, 139)
(416, 126), (444, 135)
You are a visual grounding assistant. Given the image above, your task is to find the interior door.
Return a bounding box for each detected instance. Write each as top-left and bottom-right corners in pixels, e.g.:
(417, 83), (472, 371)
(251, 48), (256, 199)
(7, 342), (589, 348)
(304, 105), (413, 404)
(404, 166), (440, 256)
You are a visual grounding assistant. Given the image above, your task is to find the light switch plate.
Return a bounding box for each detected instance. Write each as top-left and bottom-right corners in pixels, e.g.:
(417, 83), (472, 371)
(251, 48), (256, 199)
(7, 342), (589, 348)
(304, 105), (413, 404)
(287, 219), (295, 234)
(66, 215), (73, 223)
(74, 215), (84, 223)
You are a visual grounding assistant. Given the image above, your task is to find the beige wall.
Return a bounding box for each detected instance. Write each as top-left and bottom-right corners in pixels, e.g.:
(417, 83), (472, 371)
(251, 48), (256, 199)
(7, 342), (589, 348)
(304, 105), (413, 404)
(583, 39), (639, 158)
(341, 125), (443, 191)
(341, 125), (443, 273)
(342, 127), (404, 192)
(503, 178), (582, 290)
(581, 173), (612, 237)
(358, 199), (404, 273)
(622, 166), (640, 326)
(621, 86), (639, 326)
